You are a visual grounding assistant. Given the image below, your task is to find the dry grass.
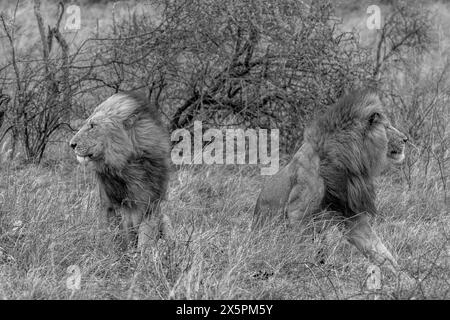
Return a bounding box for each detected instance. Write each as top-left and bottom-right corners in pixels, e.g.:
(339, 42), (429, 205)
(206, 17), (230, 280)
(0, 156), (447, 300)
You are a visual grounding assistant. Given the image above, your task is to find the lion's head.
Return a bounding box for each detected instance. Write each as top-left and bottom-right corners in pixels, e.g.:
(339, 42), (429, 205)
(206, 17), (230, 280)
(69, 93), (168, 170)
(307, 90), (407, 177)
(301, 90), (408, 217)
(354, 92), (407, 169)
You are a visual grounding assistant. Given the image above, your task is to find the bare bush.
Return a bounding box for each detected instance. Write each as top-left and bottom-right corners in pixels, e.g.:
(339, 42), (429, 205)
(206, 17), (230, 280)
(0, 0), (436, 158)
(91, 0), (373, 152)
(373, 1), (447, 196)
(373, 0), (433, 79)
(0, 0), (94, 162)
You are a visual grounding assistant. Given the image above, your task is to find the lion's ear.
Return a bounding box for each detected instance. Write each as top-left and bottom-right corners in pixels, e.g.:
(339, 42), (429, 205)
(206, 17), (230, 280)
(123, 114), (139, 130)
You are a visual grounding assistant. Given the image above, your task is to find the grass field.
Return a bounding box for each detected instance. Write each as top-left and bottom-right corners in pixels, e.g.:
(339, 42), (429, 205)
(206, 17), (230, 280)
(0, 155), (447, 299)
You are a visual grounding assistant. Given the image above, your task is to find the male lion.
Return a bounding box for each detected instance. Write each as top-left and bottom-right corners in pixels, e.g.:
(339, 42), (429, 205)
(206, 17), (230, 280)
(253, 90), (410, 278)
(70, 92), (173, 250)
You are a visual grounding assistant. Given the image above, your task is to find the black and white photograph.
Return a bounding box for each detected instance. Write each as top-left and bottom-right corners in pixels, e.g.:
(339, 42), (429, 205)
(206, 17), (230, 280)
(0, 0), (448, 302)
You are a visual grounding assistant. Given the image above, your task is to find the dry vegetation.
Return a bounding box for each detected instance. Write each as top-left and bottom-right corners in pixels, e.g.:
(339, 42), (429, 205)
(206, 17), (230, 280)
(0, 0), (448, 300)
(0, 160), (447, 299)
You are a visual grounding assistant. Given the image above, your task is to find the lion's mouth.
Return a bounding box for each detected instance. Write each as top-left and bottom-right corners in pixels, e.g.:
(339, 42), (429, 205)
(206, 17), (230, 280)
(75, 153), (94, 164)
(388, 150), (405, 163)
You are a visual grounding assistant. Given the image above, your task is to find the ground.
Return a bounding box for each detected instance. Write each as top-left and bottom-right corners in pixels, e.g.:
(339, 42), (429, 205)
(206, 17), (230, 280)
(0, 157), (447, 299)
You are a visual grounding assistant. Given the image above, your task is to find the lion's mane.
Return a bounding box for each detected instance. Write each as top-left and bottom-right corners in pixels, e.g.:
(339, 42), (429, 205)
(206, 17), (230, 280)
(91, 93), (169, 210)
(307, 90), (387, 218)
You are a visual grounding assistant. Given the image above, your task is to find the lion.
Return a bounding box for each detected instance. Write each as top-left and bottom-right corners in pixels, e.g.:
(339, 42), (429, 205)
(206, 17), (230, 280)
(69, 92), (173, 250)
(253, 90), (410, 279)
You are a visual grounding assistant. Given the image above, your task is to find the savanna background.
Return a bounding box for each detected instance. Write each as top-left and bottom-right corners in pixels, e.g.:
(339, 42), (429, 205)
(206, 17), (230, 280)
(0, 0), (448, 299)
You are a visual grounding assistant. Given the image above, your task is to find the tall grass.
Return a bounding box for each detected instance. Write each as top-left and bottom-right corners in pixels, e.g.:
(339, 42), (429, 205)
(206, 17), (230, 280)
(0, 158), (447, 299)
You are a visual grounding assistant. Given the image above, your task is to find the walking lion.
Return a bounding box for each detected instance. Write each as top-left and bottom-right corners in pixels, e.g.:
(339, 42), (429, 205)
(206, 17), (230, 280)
(70, 92), (173, 250)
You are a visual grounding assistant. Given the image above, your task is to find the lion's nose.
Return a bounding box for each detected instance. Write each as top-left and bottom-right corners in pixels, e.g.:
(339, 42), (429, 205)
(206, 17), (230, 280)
(403, 136), (408, 143)
(70, 142), (77, 149)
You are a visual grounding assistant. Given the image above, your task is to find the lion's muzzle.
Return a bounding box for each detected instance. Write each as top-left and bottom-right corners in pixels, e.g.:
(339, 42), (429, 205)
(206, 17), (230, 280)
(386, 125), (408, 164)
(75, 155), (91, 165)
(69, 135), (94, 165)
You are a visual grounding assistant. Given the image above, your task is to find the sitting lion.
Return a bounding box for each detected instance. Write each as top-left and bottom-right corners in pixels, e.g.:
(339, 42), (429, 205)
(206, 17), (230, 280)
(69, 92), (173, 250)
(253, 90), (410, 278)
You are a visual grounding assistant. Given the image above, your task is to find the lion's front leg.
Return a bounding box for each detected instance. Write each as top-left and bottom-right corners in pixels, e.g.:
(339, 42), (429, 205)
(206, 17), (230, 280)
(158, 212), (175, 250)
(345, 214), (399, 271)
(114, 208), (142, 250)
(116, 207), (163, 252)
(137, 213), (159, 250)
(137, 202), (175, 251)
(344, 214), (415, 288)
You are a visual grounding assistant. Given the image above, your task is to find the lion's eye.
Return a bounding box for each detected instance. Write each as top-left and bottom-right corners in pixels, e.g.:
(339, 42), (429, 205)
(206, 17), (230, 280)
(90, 123), (95, 129)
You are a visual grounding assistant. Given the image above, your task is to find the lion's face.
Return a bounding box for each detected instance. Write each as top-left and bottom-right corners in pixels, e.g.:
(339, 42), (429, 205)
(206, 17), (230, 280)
(69, 94), (142, 168)
(365, 109), (407, 170)
(385, 123), (407, 164)
(69, 118), (111, 165)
